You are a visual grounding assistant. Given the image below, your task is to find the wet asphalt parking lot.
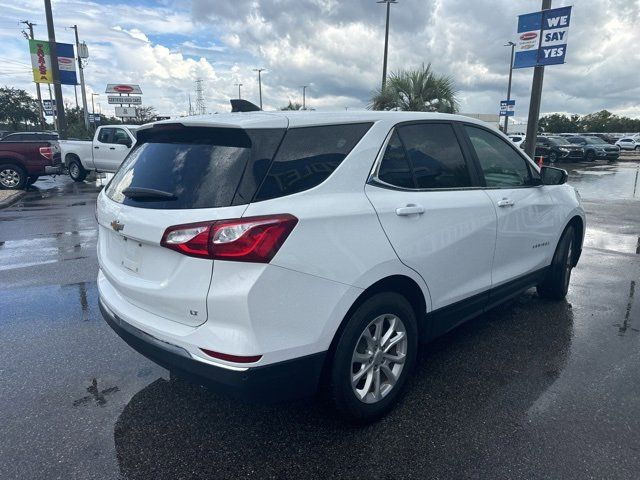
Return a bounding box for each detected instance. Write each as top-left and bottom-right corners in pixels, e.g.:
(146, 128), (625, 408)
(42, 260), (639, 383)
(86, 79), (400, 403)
(1, 161), (639, 480)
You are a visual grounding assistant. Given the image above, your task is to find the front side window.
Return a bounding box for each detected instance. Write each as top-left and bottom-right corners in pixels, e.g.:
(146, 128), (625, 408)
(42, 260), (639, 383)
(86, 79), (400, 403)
(112, 129), (129, 145)
(254, 123), (372, 201)
(397, 123), (471, 189)
(465, 125), (533, 188)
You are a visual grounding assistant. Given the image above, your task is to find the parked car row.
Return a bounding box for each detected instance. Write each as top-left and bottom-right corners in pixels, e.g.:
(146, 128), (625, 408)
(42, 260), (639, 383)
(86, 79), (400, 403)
(516, 135), (621, 163)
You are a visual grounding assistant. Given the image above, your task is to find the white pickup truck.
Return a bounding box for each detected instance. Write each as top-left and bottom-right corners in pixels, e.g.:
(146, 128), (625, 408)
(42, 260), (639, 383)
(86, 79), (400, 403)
(60, 125), (139, 181)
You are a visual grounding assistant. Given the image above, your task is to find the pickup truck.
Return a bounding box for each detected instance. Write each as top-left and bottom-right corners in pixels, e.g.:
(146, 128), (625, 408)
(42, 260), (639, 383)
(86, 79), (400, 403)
(60, 125), (138, 182)
(0, 138), (63, 189)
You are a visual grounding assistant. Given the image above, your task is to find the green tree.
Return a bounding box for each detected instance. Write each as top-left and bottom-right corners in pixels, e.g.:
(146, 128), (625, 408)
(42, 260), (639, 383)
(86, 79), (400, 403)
(538, 113), (580, 133)
(131, 106), (157, 125)
(0, 86), (40, 130)
(369, 63), (459, 113)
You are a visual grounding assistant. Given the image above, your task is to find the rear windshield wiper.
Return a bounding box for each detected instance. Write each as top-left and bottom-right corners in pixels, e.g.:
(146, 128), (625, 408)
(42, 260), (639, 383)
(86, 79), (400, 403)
(122, 187), (177, 201)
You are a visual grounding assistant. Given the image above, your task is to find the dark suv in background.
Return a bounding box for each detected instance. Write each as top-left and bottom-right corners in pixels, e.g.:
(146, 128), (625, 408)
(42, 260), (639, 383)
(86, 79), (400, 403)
(532, 136), (584, 163)
(567, 136), (620, 162)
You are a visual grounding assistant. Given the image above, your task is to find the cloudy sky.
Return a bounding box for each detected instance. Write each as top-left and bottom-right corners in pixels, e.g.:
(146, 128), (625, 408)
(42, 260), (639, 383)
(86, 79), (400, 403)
(0, 0), (638, 124)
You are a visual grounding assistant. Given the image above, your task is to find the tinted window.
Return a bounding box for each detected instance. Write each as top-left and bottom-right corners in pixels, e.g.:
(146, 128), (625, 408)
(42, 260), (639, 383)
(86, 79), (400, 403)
(465, 126), (532, 187)
(378, 131), (414, 188)
(397, 123), (471, 189)
(98, 128), (114, 143)
(112, 128), (129, 144)
(106, 127), (284, 210)
(254, 123), (372, 201)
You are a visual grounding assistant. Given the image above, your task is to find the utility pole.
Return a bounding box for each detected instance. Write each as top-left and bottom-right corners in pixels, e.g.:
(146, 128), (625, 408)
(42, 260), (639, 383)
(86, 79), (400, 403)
(503, 41), (516, 135)
(300, 85), (307, 110)
(70, 25), (89, 131)
(525, 0), (552, 159)
(91, 93), (99, 131)
(234, 83), (243, 100)
(253, 68), (265, 110)
(44, 0), (66, 138)
(21, 20), (45, 129)
(377, 0), (398, 91)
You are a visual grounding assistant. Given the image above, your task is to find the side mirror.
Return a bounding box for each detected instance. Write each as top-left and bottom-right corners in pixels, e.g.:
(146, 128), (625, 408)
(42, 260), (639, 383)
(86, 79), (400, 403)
(541, 166), (568, 185)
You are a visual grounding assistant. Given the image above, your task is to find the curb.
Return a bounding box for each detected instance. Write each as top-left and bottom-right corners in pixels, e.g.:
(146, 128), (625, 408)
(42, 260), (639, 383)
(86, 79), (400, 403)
(0, 190), (26, 209)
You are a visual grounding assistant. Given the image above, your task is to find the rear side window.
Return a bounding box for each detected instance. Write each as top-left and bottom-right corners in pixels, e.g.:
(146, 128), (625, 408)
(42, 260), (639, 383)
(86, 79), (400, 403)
(254, 123), (372, 202)
(397, 123), (471, 189)
(378, 131), (414, 188)
(105, 127), (284, 210)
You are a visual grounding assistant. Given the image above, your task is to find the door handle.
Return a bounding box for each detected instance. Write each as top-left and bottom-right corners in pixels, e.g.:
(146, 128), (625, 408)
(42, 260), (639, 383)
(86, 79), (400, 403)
(94, 146), (99, 149)
(395, 204), (425, 216)
(497, 198), (515, 208)
(109, 147), (115, 150)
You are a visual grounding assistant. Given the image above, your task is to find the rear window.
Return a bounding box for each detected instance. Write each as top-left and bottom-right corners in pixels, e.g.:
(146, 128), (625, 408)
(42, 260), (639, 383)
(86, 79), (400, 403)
(105, 127), (285, 209)
(253, 123), (372, 202)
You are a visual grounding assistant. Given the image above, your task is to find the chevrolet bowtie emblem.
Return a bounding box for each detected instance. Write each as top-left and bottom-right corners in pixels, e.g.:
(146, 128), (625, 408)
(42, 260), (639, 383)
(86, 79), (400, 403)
(110, 220), (124, 232)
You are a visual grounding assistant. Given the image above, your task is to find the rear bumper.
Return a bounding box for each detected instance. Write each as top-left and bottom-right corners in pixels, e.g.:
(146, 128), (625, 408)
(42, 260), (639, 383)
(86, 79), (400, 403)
(45, 165), (64, 175)
(99, 297), (327, 402)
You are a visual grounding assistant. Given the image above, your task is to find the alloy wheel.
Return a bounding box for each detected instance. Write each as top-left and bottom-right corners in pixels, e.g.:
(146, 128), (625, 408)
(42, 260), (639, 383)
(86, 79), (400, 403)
(351, 314), (407, 404)
(0, 168), (20, 188)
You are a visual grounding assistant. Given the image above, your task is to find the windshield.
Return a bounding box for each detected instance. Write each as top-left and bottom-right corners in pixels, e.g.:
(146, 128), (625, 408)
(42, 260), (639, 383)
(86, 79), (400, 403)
(548, 137), (572, 146)
(583, 137), (607, 145)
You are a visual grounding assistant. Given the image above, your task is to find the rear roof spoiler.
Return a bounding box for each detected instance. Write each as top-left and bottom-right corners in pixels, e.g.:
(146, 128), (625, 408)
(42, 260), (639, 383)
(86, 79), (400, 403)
(230, 99), (261, 113)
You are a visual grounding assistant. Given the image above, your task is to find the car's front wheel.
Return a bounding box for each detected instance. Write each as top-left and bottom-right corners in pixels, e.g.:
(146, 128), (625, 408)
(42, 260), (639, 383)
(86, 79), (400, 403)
(329, 292), (417, 423)
(537, 226), (575, 300)
(585, 150), (596, 162)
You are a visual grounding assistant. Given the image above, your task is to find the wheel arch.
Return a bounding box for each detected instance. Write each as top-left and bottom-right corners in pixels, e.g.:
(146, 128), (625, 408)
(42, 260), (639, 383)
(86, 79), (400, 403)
(64, 152), (81, 166)
(565, 215), (584, 266)
(324, 274), (429, 370)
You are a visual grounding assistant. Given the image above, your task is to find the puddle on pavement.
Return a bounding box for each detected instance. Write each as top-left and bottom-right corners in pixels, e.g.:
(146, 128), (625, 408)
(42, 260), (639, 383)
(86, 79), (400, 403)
(583, 228), (640, 255)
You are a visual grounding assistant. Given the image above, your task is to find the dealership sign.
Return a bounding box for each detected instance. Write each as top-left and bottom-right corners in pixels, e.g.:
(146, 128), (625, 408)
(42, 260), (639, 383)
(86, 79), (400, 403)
(105, 84), (142, 94)
(28, 39), (77, 84)
(107, 95), (142, 105)
(513, 6), (572, 69)
(499, 100), (515, 117)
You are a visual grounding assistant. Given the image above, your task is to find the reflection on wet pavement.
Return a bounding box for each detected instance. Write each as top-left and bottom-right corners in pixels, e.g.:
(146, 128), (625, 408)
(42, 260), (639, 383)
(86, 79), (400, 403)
(583, 228), (640, 255)
(566, 162), (640, 200)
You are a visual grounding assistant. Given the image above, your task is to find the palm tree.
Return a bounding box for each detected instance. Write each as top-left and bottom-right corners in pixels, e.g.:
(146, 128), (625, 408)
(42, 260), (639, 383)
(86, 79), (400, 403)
(369, 63), (459, 113)
(280, 100), (304, 111)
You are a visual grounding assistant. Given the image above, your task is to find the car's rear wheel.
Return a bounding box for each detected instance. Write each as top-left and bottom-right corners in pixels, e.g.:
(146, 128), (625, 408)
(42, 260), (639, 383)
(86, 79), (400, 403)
(635, 145), (640, 151)
(329, 292), (417, 423)
(68, 157), (87, 182)
(549, 151), (558, 163)
(537, 226), (575, 300)
(0, 163), (27, 190)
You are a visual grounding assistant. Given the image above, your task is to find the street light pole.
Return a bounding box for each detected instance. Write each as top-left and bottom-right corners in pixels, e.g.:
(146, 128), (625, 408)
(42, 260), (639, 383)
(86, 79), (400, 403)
(21, 20), (46, 129)
(253, 68), (265, 110)
(44, 0), (66, 138)
(234, 83), (243, 99)
(504, 41), (516, 135)
(377, 0), (398, 91)
(299, 85), (308, 110)
(70, 25), (89, 131)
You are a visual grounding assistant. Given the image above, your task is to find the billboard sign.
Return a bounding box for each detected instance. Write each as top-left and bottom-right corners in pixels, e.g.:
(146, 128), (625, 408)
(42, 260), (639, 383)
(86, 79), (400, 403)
(115, 106), (137, 118)
(29, 40), (77, 84)
(105, 84), (142, 94)
(108, 95), (142, 105)
(499, 100), (515, 117)
(513, 6), (572, 69)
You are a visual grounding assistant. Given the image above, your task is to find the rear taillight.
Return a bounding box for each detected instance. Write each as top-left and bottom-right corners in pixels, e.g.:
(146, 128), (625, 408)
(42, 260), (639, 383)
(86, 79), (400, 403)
(160, 214), (298, 263)
(39, 146), (53, 160)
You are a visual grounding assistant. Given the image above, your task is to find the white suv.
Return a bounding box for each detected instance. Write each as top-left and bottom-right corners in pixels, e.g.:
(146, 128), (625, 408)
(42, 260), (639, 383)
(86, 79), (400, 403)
(97, 112), (585, 422)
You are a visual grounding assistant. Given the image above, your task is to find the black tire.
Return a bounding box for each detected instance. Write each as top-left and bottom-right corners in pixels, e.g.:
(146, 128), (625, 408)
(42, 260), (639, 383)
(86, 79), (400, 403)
(585, 150), (596, 162)
(27, 175), (39, 185)
(68, 157), (87, 182)
(537, 226), (575, 300)
(549, 151), (558, 163)
(0, 163), (27, 190)
(329, 292), (418, 423)
(635, 145), (640, 151)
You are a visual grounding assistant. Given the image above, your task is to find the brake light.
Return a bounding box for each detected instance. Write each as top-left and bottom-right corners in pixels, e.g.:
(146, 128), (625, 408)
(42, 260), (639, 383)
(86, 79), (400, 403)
(39, 146), (53, 160)
(160, 214), (298, 263)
